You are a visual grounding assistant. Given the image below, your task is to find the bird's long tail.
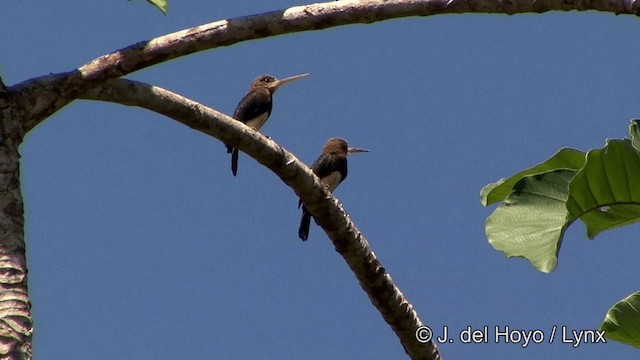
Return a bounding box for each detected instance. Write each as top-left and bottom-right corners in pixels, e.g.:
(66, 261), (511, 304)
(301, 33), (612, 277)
(298, 206), (312, 241)
(231, 148), (239, 176)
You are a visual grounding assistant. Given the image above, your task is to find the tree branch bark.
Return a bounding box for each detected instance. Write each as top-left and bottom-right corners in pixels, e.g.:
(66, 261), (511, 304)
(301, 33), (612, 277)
(82, 79), (441, 360)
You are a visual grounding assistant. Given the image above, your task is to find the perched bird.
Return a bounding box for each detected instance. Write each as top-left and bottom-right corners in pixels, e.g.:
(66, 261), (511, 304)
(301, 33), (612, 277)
(226, 73), (309, 176)
(298, 138), (369, 241)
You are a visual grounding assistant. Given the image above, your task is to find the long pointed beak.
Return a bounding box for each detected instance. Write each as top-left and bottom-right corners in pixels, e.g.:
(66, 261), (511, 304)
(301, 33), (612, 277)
(348, 147), (370, 154)
(273, 73), (310, 90)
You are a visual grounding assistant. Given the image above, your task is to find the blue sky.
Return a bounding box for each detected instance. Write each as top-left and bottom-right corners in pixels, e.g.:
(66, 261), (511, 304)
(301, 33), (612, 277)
(3, 1), (640, 359)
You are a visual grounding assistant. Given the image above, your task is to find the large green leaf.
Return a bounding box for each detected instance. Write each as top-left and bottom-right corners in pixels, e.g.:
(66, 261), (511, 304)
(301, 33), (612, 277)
(481, 148), (585, 206)
(485, 170), (576, 273)
(566, 139), (640, 239)
(484, 121), (640, 272)
(601, 291), (640, 348)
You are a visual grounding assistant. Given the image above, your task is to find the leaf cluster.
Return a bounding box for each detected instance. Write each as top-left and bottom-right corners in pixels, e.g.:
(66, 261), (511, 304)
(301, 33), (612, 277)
(481, 120), (640, 348)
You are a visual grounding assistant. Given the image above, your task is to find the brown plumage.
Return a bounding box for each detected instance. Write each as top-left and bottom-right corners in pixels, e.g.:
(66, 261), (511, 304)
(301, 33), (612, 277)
(226, 73), (309, 176)
(298, 138), (369, 241)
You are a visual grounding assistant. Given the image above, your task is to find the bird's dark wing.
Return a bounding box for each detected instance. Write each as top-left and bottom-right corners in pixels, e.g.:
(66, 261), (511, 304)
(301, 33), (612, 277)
(310, 153), (335, 177)
(297, 152), (347, 240)
(233, 89), (272, 124)
(311, 154), (348, 191)
(227, 88), (272, 175)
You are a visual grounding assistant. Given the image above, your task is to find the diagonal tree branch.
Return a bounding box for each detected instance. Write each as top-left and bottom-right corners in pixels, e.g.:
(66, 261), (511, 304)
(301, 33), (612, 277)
(8, 0), (640, 134)
(82, 79), (441, 360)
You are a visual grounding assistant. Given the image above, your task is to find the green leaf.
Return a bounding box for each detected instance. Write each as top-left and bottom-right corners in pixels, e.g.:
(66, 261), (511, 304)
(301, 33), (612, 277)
(566, 139), (640, 239)
(146, 0), (167, 14)
(481, 148), (585, 206)
(601, 291), (640, 348)
(485, 170), (576, 273)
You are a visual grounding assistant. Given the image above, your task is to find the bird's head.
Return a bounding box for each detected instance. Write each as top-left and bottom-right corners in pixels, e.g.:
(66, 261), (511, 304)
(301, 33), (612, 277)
(251, 73), (309, 94)
(323, 138), (370, 156)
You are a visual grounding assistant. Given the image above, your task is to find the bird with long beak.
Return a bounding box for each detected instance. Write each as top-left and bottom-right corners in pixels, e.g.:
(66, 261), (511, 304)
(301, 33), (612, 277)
(226, 73), (309, 176)
(298, 138), (369, 241)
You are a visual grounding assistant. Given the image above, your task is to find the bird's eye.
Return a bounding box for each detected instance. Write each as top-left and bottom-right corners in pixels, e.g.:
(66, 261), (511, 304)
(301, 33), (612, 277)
(262, 77), (272, 83)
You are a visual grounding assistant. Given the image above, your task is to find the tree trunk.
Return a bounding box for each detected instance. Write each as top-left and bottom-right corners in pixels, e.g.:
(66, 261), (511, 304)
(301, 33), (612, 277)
(0, 114), (31, 358)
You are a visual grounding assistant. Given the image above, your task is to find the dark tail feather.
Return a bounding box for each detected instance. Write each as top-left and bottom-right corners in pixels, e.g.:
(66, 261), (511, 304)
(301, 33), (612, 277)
(231, 148), (239, 176)
(298, 206), (311, 241)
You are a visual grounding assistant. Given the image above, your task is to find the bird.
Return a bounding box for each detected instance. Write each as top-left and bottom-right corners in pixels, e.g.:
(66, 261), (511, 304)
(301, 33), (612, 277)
(226, 73), (309, 176)
(298, 138), (369, 241)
